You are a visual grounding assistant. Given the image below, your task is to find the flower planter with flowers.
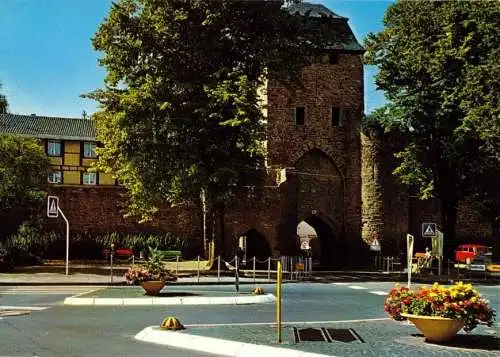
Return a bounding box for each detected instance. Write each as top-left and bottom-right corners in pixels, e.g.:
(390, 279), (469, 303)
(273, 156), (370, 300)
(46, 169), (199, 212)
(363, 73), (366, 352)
(384, 282), (496, 343)
(124, 248), (177, 296)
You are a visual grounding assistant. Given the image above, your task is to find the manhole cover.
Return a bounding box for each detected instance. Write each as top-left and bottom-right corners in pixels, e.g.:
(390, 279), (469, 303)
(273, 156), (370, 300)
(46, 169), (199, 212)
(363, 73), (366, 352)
(325, 328), (363, 343)
(0, 310), (30, 317)
(293, 327), (364, 344)
(294, 327), (328, 342)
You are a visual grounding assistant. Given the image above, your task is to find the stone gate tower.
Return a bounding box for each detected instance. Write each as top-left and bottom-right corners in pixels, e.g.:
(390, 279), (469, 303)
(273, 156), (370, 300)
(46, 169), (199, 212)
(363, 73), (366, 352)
(253, 3), (365, 267)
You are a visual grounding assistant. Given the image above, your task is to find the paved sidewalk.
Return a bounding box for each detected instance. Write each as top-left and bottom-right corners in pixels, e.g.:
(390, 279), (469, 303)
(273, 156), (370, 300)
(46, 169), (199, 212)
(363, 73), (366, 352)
(0, 272), (275, 285)
(135, 319), (500, 357)
(1, 270), (498, 285)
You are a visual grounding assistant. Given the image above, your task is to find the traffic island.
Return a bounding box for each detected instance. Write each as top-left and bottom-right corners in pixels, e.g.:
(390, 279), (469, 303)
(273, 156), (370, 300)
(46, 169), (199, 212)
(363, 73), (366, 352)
(63, 285), (276, 306)
(134, 320), (499, 357)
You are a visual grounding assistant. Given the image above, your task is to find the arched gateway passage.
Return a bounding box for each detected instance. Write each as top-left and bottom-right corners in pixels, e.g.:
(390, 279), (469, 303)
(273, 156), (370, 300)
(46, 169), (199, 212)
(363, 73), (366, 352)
(292, 149), (345, 269)
(237, 229), (271, 268)
(298, 216), (344, 269)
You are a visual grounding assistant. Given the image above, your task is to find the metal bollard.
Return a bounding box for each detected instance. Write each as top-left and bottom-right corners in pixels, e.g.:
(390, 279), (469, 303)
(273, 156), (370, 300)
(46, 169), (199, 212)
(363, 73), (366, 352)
(267, 257), (271, 280)
(235, 255), (239, 293)
(197, 255), (200, 283)
(253, 256), (256, 284)
(217, 256), (220, 283)
(110, 243), (114, 284)
(176, 255), (179, 275)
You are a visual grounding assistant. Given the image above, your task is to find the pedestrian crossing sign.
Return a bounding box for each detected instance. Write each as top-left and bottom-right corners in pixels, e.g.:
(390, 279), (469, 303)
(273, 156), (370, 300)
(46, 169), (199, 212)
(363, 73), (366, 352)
(422, 222), (437, 237)
(47, 196), (59, 218)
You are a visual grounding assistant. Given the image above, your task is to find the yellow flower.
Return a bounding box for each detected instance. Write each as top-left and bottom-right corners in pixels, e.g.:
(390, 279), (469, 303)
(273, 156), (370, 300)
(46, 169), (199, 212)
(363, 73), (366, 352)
(470, 297), (478, 303)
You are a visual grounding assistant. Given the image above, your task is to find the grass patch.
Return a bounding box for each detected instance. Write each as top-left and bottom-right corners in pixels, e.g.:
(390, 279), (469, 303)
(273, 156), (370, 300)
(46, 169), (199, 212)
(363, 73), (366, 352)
(75, 286), (238, 298)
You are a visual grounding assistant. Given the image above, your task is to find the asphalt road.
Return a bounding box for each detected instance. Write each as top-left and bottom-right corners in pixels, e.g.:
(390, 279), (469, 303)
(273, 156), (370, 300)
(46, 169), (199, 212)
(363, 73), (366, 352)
(0, 282), (498, 357)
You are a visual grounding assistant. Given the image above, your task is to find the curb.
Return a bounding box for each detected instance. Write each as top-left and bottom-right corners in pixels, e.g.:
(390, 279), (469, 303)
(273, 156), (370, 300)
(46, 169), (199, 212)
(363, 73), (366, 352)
(0, 280), (281, 287)
(135, 326), (335, 357)
(64, 293), (276, 306)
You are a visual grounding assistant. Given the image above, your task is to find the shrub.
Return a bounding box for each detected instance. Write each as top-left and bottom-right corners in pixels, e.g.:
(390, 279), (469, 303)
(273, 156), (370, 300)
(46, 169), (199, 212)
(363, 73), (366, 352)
(124, 248), (177, 284)
(384, 282), (496, 332)
(6, 220), (59, 264)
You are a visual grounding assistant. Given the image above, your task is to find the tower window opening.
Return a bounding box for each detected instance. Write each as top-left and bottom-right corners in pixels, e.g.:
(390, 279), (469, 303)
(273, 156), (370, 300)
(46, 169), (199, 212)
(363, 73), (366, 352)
(295, 107), (305, 125)
(328, 53), (339, 64)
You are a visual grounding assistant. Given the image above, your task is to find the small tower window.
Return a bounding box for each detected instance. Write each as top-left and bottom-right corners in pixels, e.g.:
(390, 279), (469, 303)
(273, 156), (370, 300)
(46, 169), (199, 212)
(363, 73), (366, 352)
(328, 53), (339, 64)
(295, 107), (305, 125)
(332, 107), (341, 126)
(332, 107), (349, 127)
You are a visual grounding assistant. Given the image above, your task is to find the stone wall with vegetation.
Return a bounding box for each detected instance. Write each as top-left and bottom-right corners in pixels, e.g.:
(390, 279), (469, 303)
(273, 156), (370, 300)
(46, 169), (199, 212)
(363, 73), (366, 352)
(361, 125), (494, 256)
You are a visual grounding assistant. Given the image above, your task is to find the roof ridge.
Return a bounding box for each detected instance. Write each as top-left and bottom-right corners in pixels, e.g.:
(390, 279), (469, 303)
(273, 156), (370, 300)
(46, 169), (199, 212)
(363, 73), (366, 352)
(1, 113), (90, 121)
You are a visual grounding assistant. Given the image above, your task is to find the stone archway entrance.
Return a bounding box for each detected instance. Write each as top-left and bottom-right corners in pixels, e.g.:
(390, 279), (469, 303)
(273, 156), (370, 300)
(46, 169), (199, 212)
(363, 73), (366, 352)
(237, 229), (271, 268)
(299, 215), (343, 269)
(292, 149), (344, 268)
(294, 149), (344, 231)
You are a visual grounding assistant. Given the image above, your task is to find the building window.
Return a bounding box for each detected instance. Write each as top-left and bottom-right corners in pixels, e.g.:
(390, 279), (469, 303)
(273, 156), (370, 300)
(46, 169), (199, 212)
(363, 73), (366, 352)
(82, 172), (97, 185)
(295, 107), (305, 125)
(48, 171), (62, 184)
(332, 107), (349, 127)
(328, 53), (339, 64)
(83, 142), (97, 158)
(47, 140), (62, 156)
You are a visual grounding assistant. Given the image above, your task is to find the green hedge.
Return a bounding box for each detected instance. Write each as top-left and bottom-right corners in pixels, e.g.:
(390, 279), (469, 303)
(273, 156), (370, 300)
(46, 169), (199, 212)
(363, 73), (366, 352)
(5, 220), (201, 262)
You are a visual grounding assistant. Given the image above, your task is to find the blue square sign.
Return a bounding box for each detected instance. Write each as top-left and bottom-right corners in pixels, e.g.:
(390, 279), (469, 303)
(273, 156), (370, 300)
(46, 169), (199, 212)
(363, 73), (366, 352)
(422, 222), (437, 237)
(47, 196), (59, 218)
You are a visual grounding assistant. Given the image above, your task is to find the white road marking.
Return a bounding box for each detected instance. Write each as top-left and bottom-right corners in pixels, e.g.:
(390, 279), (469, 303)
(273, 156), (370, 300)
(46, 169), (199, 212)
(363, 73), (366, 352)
(347, 285), (367, 290)
(0, 286), (101, 295)
(369, 291), (388, 296)
(70, 287), (104, 298)
(184, 318), (390, 328)
(0, 306), (47, 311)
(331, 282), (349, 285)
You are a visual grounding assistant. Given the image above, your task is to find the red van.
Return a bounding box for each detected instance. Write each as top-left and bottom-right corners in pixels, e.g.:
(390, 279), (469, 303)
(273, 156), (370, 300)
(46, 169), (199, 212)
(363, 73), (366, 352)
(454, 244), (492, 264)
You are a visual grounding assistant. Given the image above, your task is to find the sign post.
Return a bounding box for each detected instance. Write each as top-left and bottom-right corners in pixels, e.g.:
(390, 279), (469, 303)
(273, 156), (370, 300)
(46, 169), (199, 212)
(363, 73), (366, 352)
(434, 229), (444, 276)
(47, 196), (70, 276)
(406, 234), (414, 289)
(276, 260), (282, 344)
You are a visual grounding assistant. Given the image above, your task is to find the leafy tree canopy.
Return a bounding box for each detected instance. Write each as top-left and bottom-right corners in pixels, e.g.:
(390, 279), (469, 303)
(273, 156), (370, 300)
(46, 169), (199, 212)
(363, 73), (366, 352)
(364, 0), (500, 247)
(86, 0), (336, 223)
(0, 135), (50, 241)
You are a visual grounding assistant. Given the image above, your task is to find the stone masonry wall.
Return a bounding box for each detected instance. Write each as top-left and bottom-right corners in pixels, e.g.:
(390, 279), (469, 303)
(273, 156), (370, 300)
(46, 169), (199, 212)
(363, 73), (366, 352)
(361, 128), (493, 256)
(47, 186), (201, 240)
(266, 53), (364, 252)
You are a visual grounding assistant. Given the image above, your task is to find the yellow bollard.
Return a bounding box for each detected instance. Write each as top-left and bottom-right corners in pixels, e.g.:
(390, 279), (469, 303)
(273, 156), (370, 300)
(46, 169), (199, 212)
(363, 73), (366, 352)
(276, 260), (282, 343)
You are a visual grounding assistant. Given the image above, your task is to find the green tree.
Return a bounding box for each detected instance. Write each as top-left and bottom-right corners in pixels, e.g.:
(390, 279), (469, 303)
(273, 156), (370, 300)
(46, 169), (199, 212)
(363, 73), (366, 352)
(86, 0), (336, 257)
(0, 135), (51, 242)
(364, 1), (500, 255)
(0, 82), (8, 114)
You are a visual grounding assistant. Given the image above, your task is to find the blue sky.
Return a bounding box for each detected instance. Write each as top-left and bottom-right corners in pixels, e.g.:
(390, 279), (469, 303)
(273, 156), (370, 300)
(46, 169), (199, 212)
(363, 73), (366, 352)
(0, 0), (392, 118)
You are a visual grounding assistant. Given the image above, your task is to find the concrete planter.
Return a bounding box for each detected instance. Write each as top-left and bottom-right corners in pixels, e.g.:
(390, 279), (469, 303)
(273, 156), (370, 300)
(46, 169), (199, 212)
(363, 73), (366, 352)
(140, 281), (165, 296)
(401, 313), (464, 343)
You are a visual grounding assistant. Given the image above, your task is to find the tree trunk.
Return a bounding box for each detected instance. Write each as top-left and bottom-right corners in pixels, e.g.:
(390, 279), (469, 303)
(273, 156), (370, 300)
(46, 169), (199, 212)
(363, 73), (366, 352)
(206, 201), (228, 271)
(201, 189), (208, 260)
(214, 202), (226, 257)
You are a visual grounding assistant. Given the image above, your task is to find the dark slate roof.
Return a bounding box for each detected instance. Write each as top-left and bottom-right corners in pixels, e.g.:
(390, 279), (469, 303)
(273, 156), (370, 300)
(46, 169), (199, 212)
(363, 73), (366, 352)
(286, 2), (347, 20)
(0, 113), (96, 141)
(286, 2), (364, 53)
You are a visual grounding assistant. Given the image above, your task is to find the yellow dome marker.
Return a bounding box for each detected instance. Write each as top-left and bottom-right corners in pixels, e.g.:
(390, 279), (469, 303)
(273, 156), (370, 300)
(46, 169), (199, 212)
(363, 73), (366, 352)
(160, 316), (185, 330)
(252, 287), (264, 295)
